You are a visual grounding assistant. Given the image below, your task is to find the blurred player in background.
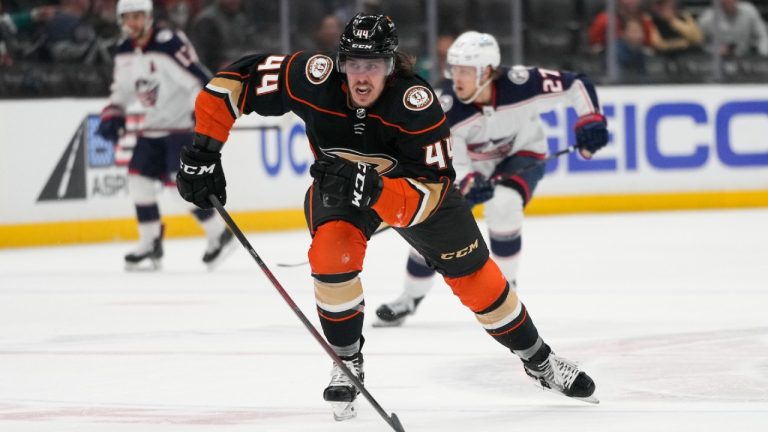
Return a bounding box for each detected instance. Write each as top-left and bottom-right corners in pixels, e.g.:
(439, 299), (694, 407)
(96, 0), (233, 270)
(375, 31), (608, 326)
(176, 14), (599, 421)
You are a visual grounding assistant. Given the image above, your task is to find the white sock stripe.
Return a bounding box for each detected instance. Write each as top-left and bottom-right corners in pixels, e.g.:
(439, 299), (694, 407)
(479, 299), (523, 330)
(315, 293), (365, 313)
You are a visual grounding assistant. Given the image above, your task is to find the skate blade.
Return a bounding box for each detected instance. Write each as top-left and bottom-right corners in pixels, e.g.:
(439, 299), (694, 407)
(535, 383), (600, 404)
(372, 317), (406, 328)
(330, 401), (357, 421)
(124, 259), (162, 272)
(572, 394), (600, 404)
(205, 240), (237, 271)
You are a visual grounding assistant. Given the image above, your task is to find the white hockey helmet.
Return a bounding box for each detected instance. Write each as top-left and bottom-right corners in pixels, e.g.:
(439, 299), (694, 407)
(117, 0), (153, 17)
(446, 31), (501, 82)
(116, 0), (153, 37)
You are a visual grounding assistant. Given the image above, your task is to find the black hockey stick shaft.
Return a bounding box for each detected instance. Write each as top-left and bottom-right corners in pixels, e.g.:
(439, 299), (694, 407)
(208, 195), (406, 432)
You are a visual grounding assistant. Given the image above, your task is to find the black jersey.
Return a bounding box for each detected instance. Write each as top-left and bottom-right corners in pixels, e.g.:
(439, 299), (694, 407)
(195, 51), (456, 227)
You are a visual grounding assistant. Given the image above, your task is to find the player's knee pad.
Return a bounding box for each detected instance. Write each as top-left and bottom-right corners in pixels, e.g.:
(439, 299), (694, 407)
(485, 186), (524, 258)
(485, 186), (524, 234)
(443, 258), (508, 312)
(128, 174), (158, 205)
(309, 220), (367, 282)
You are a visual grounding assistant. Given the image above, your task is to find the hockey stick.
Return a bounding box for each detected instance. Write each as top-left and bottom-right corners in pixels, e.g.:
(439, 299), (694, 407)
(276, 146), (576, 268)
(208, 195), (406, 432)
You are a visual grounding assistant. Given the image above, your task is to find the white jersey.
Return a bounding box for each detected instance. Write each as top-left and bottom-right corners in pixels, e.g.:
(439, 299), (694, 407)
(109, 26), (210, 137)
(438, 66), (600, 181)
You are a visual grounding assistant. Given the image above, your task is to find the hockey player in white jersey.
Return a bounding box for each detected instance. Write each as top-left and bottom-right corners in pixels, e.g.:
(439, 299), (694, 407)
(96, 0), (234, 270)
(375, 31), (608, 325)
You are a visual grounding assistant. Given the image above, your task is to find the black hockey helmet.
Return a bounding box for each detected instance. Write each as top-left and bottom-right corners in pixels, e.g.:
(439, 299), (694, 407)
(337, 13), (398, 73)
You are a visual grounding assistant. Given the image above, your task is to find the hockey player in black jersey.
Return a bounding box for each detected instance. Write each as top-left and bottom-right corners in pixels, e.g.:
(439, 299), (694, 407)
(177, 14), (599, 421)
(375, 31), (608, 326)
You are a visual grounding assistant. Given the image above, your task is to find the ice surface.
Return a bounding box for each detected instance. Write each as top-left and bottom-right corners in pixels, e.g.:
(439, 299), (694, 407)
(1, 209), (767, 431)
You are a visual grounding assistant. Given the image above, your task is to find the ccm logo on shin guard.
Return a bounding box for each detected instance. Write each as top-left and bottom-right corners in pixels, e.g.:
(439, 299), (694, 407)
(440, 239), (480, 260)
(180, 161), (215, 176)
(352, 162), (368, 207)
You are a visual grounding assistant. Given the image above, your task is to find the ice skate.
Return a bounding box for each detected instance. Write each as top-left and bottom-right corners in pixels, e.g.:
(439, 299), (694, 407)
(373, 294), (423, 327)
(522, 350), (599, 404)
(323, 353), (364, 421)
(202, 228), (236, 270)
(124, 227), (164, 271)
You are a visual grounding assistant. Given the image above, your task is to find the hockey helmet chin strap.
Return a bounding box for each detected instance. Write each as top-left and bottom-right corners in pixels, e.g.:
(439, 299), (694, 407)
(454, 72), (494, 104)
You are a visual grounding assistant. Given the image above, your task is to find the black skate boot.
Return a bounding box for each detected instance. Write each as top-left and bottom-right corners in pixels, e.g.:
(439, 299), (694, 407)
(522, 345), (598, 404)
(124, 226), (164, 271)
(202, 228), (235, 269)
(323, 352), (364, 421)
(373, 295), (423, 327)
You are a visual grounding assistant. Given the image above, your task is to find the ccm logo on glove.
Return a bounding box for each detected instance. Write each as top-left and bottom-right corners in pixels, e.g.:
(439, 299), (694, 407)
(180, 161), (216, 176)
(352, 162), (369, 208)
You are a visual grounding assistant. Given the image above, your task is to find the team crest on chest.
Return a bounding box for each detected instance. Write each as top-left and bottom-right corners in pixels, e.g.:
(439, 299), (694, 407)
(439, 94), (453, 112)
(403, 85), (433, 111)
(305, 55), (333, 85)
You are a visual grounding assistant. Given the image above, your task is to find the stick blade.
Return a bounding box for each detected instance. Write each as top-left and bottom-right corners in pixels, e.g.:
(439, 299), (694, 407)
(389, 412), (405, 432)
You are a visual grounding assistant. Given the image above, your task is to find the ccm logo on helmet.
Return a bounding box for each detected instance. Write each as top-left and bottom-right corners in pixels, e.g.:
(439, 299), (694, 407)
(440, 239), (480, 260)
(351, 43), (373, 49)
(180, 161), (215, 175)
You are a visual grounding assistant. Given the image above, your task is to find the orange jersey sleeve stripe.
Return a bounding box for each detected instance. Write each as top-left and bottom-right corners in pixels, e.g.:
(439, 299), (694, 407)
(194, 90), (236, 143)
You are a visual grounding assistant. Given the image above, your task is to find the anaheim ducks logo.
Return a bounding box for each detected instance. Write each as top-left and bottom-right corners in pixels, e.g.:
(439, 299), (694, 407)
(305, 55), (333, 85)
(322, 148), (398, 175)
(403, 85), (433, 111)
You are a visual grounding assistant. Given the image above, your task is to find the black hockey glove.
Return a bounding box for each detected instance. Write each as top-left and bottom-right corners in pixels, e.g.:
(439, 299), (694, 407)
(458, 172), (494, 207)
(177, 134), (226, 209)
(309, 158), (382, 209)
(96, 105), (126, 144)
(574, 113), (608, 159)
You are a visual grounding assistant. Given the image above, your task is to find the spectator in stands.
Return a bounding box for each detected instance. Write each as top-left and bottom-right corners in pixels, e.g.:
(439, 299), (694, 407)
(157, 0), (201, 32)
(90, 0), (120, 40)
(415, 33), (456, 84)
(649, 0), (703, 56)
(589, 0), (658, 53)
(0, 3), (57, 64)
(617, 18), (651, 74)
(41, 0), (97, 62)
(698, 0), (768, 57)
(189, 0), (257, 72)
(313, 13), (342, 52)
(332, 0), (382, 24)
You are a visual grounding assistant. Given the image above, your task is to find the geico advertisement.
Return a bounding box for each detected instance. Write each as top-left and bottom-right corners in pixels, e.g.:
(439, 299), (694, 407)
(537, 85), (768, 195)
(1, 85), (767, 224)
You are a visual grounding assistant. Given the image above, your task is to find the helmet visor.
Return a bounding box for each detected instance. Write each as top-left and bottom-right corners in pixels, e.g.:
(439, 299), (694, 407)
(338, 56), (394, 76)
